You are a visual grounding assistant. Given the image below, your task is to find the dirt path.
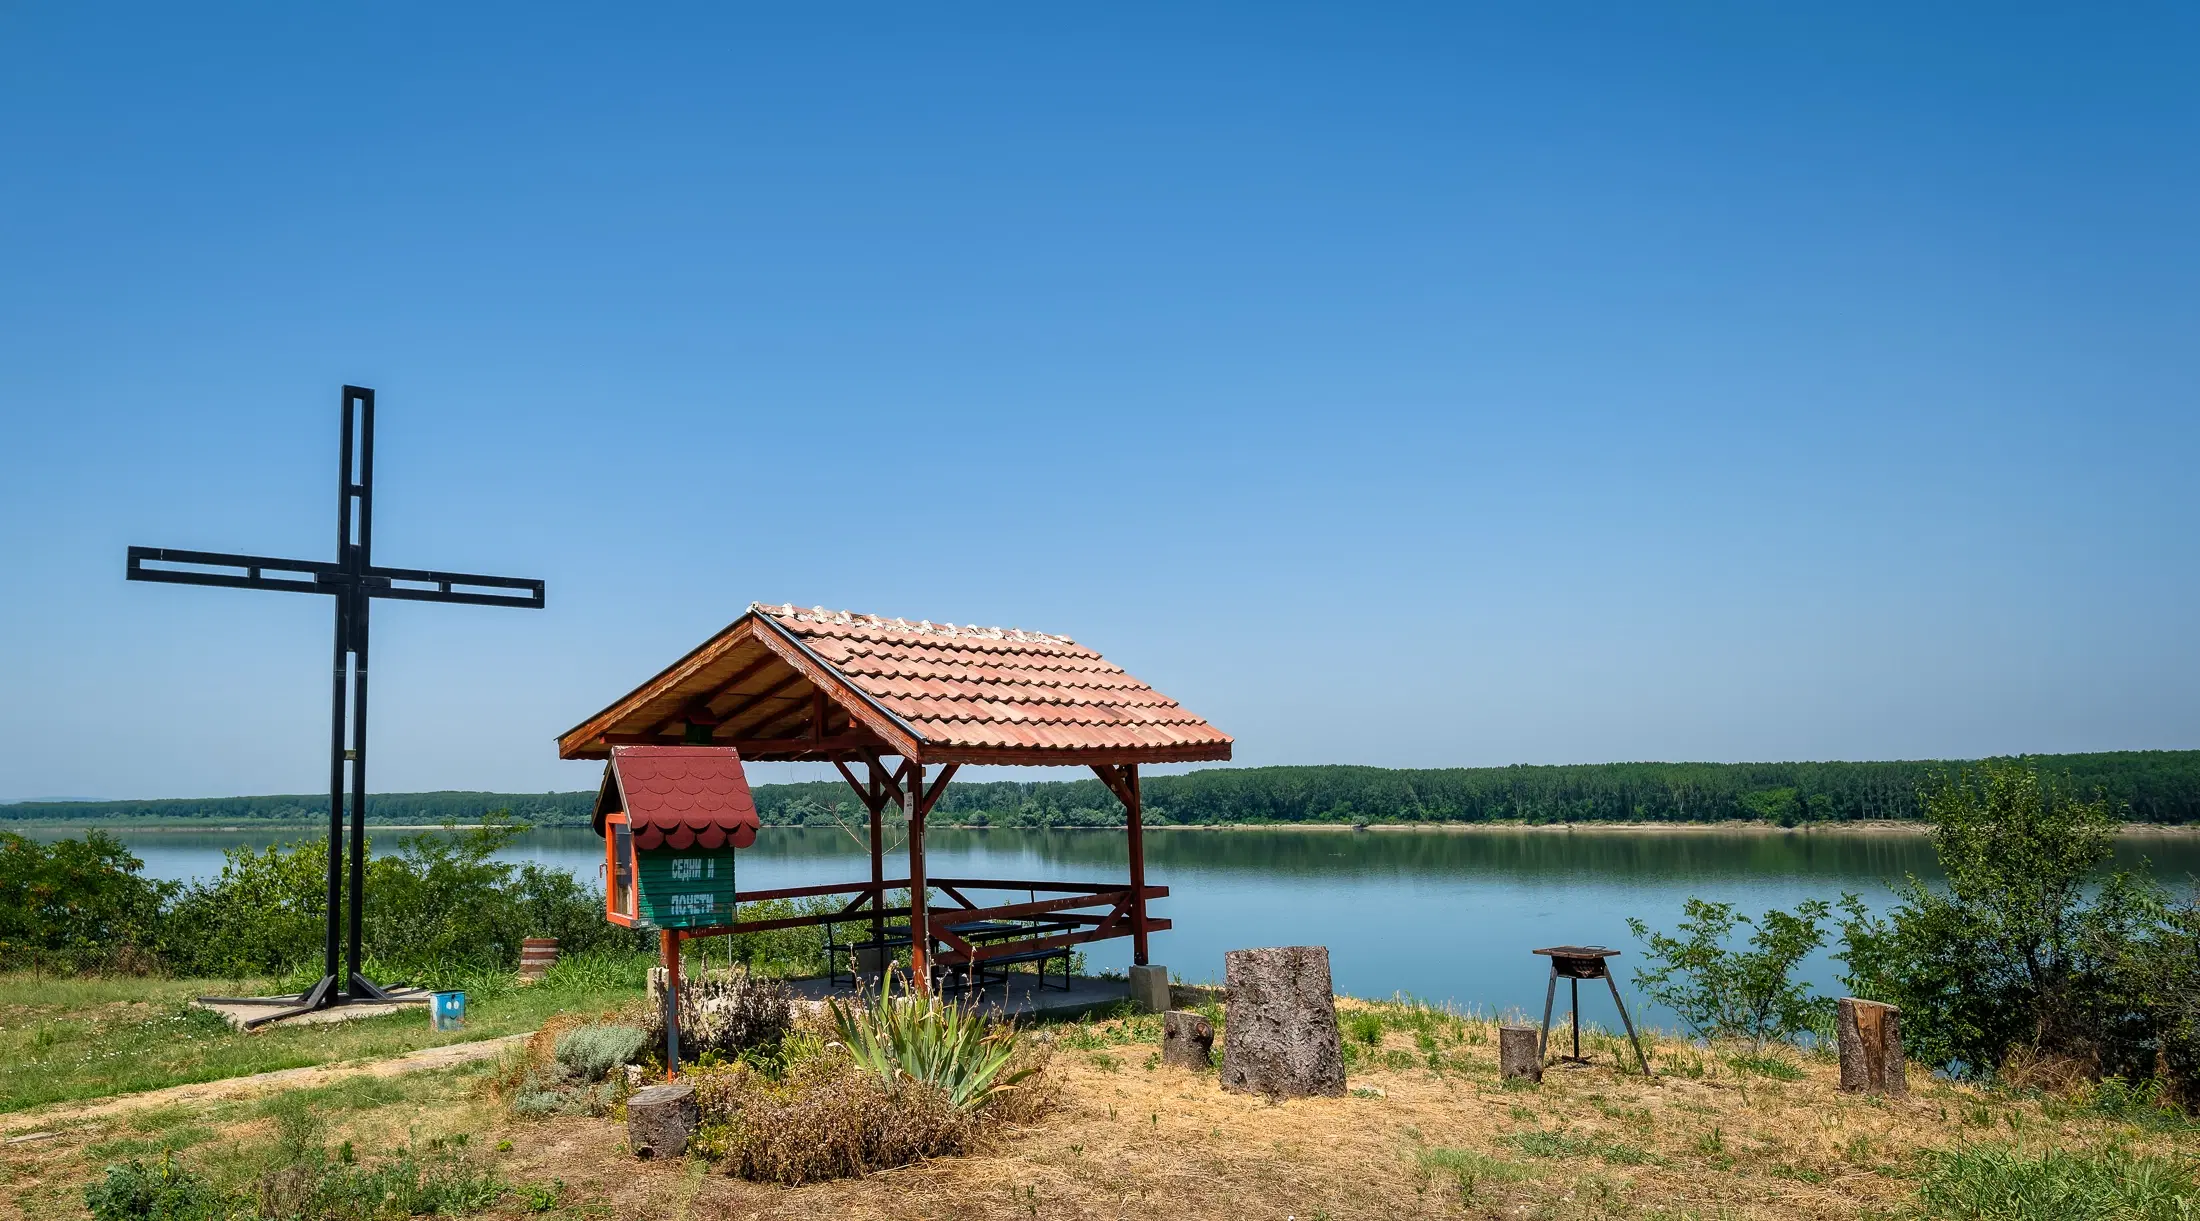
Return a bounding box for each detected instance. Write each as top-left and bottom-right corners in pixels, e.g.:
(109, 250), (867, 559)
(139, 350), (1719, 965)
(0, 1033), (529, 1134)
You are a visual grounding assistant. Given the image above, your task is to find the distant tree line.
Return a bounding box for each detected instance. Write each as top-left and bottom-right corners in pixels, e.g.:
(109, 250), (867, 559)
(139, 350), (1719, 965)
(9, 751), (2200, 828)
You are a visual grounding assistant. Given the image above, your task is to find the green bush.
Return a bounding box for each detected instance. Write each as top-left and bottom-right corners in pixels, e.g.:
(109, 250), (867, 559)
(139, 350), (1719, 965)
(1837, 761), (2197, 1087)
(2, 832), (175, 974)
(84, 1155), (229, 1221)
(553, 1023), (646, 1082)
(1627, 898), (1830, 1051)
(160, 818), (646, 981)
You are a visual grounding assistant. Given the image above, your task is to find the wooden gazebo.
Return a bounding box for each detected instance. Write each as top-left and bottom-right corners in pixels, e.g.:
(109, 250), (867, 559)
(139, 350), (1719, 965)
(558, 602), (1232, 992)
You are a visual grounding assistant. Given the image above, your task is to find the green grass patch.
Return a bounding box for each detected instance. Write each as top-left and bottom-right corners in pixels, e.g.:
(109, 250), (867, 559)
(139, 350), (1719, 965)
(1416, 1146), (1529, 1205)
(1503, 1130), (1658, 1166)
(1912, 1143), (2200, 1220)
(0, 956), (648, 1113)
(1725, 1052), (1806, 1081)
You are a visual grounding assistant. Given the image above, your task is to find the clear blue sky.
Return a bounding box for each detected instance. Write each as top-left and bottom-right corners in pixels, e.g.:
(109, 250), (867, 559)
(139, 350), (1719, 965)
(3, 5), (2196, 801)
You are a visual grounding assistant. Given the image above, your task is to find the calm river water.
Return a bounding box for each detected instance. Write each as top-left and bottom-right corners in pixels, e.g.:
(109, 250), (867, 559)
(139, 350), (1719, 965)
(44, 824), (2200, 1030)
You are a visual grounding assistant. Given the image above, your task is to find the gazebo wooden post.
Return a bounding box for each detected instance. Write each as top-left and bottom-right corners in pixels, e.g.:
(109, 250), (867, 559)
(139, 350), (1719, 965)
(1125, 764), (1149, 966)
(906, 759), (929, 994)
(866, 757), (886, 949)
(1093, 763), (1152, 967)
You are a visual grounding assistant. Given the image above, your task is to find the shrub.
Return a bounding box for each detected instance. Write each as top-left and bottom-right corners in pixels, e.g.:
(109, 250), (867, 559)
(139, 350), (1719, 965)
(84, 1155), (229, 1221)
(493, 1016), (644, 1118)
(830, 972), (1035, 1108)
(554, 1023), (646, 1083)
(2, 832), (175, 975)
(1627, 898), (1830, 1051)
(698, 1057), (976, 1185)
(1838, 760), (2198, 1087)
(644, 966), (794, 1062)
(159, 817), (647, 981)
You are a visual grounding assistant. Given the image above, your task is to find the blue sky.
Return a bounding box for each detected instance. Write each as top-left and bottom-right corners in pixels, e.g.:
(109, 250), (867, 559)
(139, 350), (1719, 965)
(2, 5), (2195, 801)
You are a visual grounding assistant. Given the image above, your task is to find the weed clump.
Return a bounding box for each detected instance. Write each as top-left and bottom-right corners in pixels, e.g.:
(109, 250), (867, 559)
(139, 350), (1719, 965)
(494, 1015), (646, 1117)
(644, 966), (794, 1062)
(695, 1057), (977, 1184)
(84, 1154), (224, 1221)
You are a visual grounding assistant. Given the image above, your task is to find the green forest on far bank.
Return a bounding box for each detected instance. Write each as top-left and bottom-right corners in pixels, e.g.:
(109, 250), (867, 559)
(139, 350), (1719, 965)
(8, 750), (2200, 828)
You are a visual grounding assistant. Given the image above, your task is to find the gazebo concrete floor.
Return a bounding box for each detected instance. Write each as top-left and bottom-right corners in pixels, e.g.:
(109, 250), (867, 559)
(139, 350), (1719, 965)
(782, 973), (1131, 1020)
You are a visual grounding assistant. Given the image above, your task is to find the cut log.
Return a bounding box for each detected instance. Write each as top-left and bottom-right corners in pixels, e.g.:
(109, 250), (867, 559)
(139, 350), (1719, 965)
(1835, 997), (1906, 1096)
(519, 938), (559, 980)
(1162, 1009), (1216, 1069)
(1219, 946), (1347, 1098)
(1499, 1023), (1542, 1083)
(627, 1082), (698, 1159)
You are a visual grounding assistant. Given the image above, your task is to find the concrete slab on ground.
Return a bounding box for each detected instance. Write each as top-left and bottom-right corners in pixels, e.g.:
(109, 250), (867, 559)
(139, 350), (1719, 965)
(194, 987), (433, 1031)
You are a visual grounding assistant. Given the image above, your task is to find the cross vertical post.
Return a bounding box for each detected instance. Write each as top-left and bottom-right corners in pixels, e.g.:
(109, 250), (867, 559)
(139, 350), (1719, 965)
(128, 384), (544, 1025)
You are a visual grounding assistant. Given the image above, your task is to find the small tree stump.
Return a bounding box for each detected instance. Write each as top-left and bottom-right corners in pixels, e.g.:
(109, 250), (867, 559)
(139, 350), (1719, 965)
(627, 1082), (698, 1159)
(1219, 946), (1347, 1098)
(1498, 1023), (1542, 1083)
(1835, 998), (1905, 1096)
(518, 938), (559, 980)
(1162, 1010), (1215, 1069)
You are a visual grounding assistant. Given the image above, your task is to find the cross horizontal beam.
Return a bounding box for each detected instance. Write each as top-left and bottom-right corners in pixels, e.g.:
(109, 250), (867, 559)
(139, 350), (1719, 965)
(127, 546), (544, 608)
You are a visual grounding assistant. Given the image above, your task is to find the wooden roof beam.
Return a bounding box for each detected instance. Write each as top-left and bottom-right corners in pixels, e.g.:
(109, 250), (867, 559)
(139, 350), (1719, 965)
(646, 653), (780, 735)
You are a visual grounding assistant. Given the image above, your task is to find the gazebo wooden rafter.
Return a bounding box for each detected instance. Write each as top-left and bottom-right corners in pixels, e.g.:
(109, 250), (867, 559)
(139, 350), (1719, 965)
(558, 602), (1232, 992)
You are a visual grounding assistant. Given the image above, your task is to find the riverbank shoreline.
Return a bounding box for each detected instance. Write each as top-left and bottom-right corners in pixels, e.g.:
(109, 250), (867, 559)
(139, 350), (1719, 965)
(13, 818), (2199, 836)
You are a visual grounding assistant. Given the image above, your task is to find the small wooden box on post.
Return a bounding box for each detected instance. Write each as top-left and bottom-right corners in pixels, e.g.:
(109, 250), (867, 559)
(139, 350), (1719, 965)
(597, 746), (757, 931)
(593, 745), (760, 1077)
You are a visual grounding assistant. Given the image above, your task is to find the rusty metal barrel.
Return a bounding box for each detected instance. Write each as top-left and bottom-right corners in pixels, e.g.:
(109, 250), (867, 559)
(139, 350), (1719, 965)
(519, 937), (560, 980)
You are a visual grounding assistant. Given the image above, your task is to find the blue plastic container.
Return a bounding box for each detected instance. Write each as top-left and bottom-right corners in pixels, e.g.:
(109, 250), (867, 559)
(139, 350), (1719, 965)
(430, 990), (466, 1032)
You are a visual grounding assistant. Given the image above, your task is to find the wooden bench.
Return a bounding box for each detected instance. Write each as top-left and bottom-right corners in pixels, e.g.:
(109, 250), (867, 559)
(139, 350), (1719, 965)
(972, 942), (1073, 993)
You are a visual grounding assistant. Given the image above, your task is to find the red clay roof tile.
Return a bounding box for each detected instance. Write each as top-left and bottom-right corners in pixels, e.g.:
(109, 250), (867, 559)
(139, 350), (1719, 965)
(592, 745), (760, 850)
(756, 602), (1231, 760)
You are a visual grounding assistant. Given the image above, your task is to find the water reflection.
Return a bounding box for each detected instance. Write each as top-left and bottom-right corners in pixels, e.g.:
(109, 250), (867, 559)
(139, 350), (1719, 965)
(30, 823), (2200, 1029)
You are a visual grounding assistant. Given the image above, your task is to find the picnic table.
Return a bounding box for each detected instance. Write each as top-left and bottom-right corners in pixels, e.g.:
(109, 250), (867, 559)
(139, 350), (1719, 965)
(827, 917), (1080, 991)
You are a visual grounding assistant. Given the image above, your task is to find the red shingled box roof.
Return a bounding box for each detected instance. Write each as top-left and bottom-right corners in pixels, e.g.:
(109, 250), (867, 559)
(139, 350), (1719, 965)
(592, 745), (759, 851)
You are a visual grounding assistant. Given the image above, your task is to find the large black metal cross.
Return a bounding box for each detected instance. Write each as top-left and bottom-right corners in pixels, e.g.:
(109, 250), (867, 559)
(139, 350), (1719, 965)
(127, 386), (543, 1023)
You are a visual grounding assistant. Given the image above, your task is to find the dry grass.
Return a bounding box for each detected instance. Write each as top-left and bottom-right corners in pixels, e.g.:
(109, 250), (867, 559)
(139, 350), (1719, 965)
(13, 1000), (2200, 1220)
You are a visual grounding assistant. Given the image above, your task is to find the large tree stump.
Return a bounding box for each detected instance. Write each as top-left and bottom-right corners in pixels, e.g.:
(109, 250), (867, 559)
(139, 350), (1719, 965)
(1219, 946), (1347, 1098)
(1835, 998), (1906, 1096)
(1162, 1010), (1215, 1069)
(1499, 1023), (1543, 1083)
(627, 1082), (698, 1159)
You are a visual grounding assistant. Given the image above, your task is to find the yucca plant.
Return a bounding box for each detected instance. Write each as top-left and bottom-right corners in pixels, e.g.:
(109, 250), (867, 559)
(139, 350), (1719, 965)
(828, 971), (1034, 1108)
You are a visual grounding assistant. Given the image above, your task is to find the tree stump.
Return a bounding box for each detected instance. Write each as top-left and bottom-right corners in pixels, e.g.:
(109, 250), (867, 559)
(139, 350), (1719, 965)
(627, 1082), (698, 1159)
(1162, 1009), (1216, 1069)
(1219, 946), (1347, 1098)
(1499, 1023), (1543, 1083)
(519, 938), (559, 980)
(1835, 998), (1906, 1096)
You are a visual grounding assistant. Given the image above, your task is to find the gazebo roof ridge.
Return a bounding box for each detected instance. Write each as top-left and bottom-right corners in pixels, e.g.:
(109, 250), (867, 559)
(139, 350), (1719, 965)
(756, 601), (1080, 647)
(557, 600), (1231, 766)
